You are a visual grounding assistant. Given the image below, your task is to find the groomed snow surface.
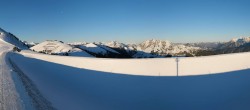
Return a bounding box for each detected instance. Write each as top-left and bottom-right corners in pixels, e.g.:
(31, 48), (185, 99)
(0, 40), (34, 110)
(1, 38), (250, 109)
(20, 50), (250, 76)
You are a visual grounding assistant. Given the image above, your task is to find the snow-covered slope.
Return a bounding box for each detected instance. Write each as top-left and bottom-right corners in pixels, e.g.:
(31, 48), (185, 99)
(30, 40), (93, 57)
(97, 44), (120, 54)
(0, 28), (28, 49)
(0, 40), (35, 110)
(8, 49), (250, 110)
(78, 43), (109, 55)
(20, 51), (176, 76)
(19, 50), (250, 76)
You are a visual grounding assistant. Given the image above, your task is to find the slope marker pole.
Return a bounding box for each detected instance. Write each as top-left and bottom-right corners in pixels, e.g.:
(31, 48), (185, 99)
(176, 57), (179, 76)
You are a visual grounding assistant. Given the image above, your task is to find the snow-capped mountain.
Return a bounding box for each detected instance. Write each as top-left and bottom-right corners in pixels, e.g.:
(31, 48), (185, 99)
(230, 37), (250, 44)
(137, 39), (172, 54)
(2, 27), (250, 58)
(0, 28), (28, 49)
(68, 40), (208, 58)
(219, 37), (250, 49)
(211, 37), (250, 54)
(136, 39), (201, 56)
(33, 37), (250, 58)
(103, 41), (136, 53)
(184, 42), (222, 49)
(30, 40), (93, 57)
(104, 41), (127, 49)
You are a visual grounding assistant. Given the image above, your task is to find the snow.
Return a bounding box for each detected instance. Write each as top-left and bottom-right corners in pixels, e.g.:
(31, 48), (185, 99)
(78, 43), (108, 55)
(1, 37), (250, 109)
(68, 40), (202, 57)
(68, 42), (87, 45)
(30, 40), (74, 53)
(104, 41), (135, 53)
(224, 37), (250, 48)
(19, 49), (250, 76)
(139, 39), (172, 53)
(23, 41), (37, 47)
(230, 37), (250, 43)
(1, 27), (250, 109)
(136, 39), (201, 56)
(179, 52), (250, 75)
(9, 51), (250, 110)
(0, 28), (28, 49)
(30, 40), (93, 57)
(0, 40), (34, 110)
(20, 51), (176, 76)
(104, 41), (127, 48)
(97, 44), (120, 54)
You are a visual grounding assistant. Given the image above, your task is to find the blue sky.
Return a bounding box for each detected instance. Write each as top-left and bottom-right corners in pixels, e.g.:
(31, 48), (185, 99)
(1, 0), (250, 43)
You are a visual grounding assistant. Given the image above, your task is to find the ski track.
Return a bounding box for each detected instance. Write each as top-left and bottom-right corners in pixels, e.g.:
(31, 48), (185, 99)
(0, 40), (54, 110)
(8, 56), (55, 110)
(0, 47), (23, 109)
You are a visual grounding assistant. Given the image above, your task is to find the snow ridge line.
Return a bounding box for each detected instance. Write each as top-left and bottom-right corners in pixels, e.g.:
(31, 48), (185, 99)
(8, 56), (56, 110)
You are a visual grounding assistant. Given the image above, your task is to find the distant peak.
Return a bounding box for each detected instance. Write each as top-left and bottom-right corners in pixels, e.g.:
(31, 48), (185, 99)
(109, 40), (120, 43)
(142, 39), (171, 44)
(230, 37), (250, 43)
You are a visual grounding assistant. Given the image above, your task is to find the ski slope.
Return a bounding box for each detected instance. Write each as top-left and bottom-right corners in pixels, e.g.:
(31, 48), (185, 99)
(9, 51), (250, 110)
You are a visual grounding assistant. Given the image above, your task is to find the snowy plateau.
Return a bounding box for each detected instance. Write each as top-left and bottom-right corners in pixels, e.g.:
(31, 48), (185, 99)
(1, 27), (250, 110)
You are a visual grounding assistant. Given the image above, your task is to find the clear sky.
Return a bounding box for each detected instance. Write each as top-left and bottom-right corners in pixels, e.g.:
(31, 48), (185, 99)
(1, 0), (250, 43)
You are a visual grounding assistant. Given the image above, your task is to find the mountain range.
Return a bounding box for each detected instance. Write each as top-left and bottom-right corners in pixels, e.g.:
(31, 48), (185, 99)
(1, 27), (250, 58)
